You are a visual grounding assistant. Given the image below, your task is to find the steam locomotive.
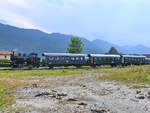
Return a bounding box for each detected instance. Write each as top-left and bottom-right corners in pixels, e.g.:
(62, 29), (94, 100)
(10, 52), (40, 68)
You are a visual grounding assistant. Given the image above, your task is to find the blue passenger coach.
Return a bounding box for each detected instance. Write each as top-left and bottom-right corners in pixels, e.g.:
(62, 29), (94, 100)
(121, 55), (146, 66)
(42, 53), (89, 68)
(89, 54), (121, 67)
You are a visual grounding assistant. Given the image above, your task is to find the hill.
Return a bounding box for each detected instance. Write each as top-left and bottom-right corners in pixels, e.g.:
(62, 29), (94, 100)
(0, 23), (104, 55)
(0, 23), (150, 54)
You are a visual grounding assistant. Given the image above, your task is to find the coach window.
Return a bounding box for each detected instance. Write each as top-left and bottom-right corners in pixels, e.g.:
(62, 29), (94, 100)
(76, 57), (79, 60)
(55, 57), (59, 60)
(71, 57), (75, 60)
(80, 57), (83, 60)
(79, 57), (81, 60)
(61, 57), (64, 60)
(66, 57), (69, 60)
(49, 57), (53, 60)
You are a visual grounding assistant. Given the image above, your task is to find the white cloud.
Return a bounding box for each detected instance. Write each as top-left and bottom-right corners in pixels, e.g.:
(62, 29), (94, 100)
(0, 0), (150, 46)
(0, 0), (49, 33)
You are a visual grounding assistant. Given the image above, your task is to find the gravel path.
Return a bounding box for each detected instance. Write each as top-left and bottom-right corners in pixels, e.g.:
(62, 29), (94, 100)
(14, 73), (150, 113)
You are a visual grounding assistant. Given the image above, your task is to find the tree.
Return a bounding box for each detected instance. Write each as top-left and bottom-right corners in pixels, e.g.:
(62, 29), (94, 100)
(108, 47), (119, 54)
(67, 37), (83, 53)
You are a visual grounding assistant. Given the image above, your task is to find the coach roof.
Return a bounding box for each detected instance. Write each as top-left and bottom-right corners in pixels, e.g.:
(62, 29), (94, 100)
(42, 53), (87, 57)
(122, 55), (146, 58)
(90, 54), (120, 57)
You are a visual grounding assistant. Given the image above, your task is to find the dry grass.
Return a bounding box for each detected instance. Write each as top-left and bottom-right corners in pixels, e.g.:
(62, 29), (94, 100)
(99, 65), (150, 84)
(1, 65), (150, 111)
(0, 69), (94, 111)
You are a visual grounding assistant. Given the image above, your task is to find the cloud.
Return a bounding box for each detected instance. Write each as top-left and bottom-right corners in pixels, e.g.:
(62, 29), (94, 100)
(1, 0), (150, 46)
(0, 0), (49, 33)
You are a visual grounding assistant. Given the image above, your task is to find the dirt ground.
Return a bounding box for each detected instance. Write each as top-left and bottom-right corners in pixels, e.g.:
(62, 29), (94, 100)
(14, 72), (150, 113)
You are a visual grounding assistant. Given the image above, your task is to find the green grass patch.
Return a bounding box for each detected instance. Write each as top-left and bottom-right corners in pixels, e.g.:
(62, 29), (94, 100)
(0, 69), (90, 77)
(99, 65), (150, 84)
(0, 81), (16, 111)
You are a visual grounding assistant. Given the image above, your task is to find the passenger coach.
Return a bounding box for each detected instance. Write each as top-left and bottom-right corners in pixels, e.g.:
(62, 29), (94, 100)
(88, 54), (121, 67)
(42, 53), (89, 68)
(121, 55), (146, 66)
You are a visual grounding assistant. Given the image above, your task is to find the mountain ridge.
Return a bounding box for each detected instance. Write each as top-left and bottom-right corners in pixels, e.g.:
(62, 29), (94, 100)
(0, 23), (150, 54)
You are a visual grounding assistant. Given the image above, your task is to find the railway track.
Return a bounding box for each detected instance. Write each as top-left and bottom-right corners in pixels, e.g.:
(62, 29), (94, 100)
(0, 65), (146, 71)
(0, 66), (114, 71)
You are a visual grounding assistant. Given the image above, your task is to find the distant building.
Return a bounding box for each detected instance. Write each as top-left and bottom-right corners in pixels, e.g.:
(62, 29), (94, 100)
(0, 50), (13, 60)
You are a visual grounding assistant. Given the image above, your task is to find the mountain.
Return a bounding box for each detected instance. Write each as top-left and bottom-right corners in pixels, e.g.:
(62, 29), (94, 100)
(92, 39), (124, 53)
(0, 23), (150, 55)
(0, 23), (104, 55)
(121, 45), (150, 54)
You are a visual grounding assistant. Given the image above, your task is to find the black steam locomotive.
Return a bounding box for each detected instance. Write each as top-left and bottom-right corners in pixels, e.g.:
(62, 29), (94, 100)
(11, 52), (40, 68)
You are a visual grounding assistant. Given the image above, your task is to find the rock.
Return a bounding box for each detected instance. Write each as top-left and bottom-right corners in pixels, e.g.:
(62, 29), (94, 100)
(91, 108), (111, 113)
(82, 85), (86, 87)
(67, 98), (78, 102)
(130, 98), (139, 102)
(52, 90), (57, 92)
(135, 95), (145, 99)
(147, 95), (150, 99)
(78, 102), (87, 106)
(148, 90), (150, 95)
(35, 92), (67, 100)
(35, 92), (51, 97)
(136, 90), (141, 94)
(57, 93), (67, 97)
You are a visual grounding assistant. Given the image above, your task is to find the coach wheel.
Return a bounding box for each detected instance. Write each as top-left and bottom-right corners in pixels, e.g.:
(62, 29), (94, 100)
(18, 64), (23, 69)
(28, 65), (33, 70)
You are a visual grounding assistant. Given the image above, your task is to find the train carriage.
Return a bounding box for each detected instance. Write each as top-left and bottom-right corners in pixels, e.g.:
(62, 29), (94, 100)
(42, 53), (89, 68)
(121, 55), (146, 66)
(145, 58), (150, 65)
(89, 54), (121, 67)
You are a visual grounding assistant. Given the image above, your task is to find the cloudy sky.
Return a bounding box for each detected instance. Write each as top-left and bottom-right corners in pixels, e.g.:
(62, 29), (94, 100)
(0, 0), (150, 47)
